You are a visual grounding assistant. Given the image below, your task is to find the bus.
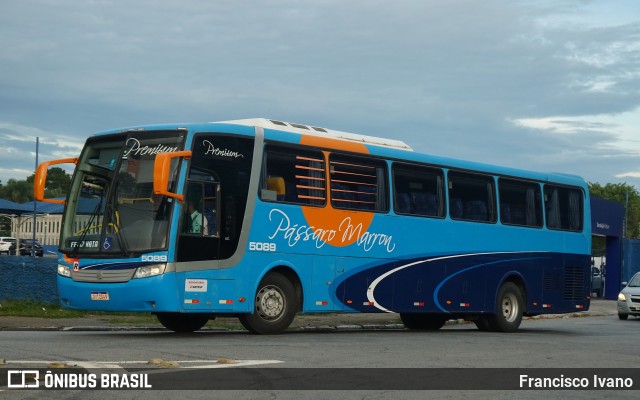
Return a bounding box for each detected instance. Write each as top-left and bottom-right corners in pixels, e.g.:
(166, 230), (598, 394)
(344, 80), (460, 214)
(34, 118), (591, 334)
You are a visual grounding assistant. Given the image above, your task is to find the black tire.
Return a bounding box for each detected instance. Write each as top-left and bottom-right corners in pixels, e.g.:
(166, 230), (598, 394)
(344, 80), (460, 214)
(487, 282), (524, 333)
(156, 313), (210, 333)
(618, 313), (628, 320)
(239, 272), (298, 334)
(474, 315), (493, 331)
(400, 313), (448, 330)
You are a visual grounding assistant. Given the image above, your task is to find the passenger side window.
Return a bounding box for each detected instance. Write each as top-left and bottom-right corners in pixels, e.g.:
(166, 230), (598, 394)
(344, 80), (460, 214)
(498, 179), (543, 228)
(261, 147), (326, 206)
(330, 155), (388, 212)
(178, 134), (254, 262)
(447, 171), (496, 223)
(393, 163), (444, 218)
(544, 185), (583, 231)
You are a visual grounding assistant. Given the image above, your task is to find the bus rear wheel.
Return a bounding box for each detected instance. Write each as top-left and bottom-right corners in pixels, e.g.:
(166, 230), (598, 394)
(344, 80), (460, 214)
(156, 313), (210, 333)
(487, 282), (523, 332)
(400, 313), (448, 330)
(239, 272), (298, 335)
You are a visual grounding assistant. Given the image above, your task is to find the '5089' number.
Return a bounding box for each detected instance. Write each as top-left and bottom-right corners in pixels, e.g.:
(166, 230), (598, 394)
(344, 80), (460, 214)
(249, 242), (277, 252)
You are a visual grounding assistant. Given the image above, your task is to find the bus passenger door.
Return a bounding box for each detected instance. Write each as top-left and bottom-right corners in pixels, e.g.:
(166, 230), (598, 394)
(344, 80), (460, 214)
(178, 180), (221, 262)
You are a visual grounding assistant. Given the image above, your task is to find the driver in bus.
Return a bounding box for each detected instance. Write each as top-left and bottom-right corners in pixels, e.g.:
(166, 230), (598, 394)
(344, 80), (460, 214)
(185, 199), (208, 235)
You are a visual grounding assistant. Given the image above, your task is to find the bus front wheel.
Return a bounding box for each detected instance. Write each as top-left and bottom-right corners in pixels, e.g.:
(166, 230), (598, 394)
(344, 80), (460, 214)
(487, 282), (524, 332)
(156, 313), (210, 333)
(239, 272), (298, 334)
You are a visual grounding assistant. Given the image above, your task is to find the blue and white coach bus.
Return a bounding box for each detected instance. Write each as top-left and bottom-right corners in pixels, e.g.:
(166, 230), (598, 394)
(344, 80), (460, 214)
(35, 118), (591, 334)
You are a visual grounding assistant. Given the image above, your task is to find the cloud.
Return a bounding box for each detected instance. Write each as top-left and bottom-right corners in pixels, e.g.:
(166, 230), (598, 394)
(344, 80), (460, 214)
(0, 123), (81, 182)
(511, 108), (640, 154)
(512, 117), (618, 135)
(616, 172), (640, 179)
(0, 0), (638, 189)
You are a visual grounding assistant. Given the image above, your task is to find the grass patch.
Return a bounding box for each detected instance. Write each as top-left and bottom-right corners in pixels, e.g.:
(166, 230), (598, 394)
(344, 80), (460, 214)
(0, 299), (247, 330)
(0, 299), (154, 321)
(0, 299), (244, 329)
(0, 300), (87, 318)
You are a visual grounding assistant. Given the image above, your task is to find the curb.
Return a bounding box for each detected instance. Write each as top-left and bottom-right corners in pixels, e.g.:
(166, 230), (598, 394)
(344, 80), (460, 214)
(2, 314), (617, 333)
(0, 301), (618, 332)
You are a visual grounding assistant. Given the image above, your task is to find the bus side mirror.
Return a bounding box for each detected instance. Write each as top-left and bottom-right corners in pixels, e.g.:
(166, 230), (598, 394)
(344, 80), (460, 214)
(153, 151), (192, 202)
(34, 158), (79, 204)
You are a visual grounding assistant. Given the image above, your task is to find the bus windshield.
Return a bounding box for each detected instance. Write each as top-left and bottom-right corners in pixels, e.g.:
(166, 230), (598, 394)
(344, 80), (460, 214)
(60, 130), (186, 256)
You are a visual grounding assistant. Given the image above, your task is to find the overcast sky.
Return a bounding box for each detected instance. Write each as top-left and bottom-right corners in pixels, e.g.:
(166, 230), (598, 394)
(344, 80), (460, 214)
(1, 0), (639, 190)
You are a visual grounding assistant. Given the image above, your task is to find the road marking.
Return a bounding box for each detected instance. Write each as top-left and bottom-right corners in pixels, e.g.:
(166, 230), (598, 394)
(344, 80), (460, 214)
(3, 359), (284, 369)
(182, 360), (283, 369)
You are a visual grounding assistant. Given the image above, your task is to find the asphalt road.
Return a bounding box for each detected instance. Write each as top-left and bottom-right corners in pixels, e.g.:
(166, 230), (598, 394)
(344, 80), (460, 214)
(1, 312), (639, 399)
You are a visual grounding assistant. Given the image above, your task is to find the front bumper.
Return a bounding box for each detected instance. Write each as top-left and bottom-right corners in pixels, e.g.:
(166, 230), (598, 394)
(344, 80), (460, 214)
(617, 300), (640, 316)
(57, 273), (180, 312)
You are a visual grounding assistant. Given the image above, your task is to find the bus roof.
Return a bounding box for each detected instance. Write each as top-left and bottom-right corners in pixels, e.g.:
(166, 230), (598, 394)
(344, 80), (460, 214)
(218, 118), (413, 152)
(97, 118), (585, 188)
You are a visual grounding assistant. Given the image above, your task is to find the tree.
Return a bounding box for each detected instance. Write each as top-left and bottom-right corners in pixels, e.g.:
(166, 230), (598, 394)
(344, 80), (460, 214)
(0, 167), (71, 203)
(26, 167), (72, 199)
(0, 179), (33, 203)
(588, 182), (640, 239)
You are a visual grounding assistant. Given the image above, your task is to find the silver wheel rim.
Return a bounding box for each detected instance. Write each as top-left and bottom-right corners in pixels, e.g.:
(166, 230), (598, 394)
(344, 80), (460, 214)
(256, 285), (285, 321)
(501, 292), (519, 323)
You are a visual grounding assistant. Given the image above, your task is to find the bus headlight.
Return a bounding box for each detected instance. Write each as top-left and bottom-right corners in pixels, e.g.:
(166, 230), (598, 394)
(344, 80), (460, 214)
(58, 264), (71, 277)
(134, 264), (167, 279)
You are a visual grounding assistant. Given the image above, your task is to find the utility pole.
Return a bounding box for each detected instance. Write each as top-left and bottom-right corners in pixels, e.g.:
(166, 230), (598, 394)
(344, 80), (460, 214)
(32, 137), (39, 257)
(624, 190), (629, 238)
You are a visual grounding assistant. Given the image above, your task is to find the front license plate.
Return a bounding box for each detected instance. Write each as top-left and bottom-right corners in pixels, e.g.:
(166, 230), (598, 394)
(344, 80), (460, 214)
(90, 291), (110, 301)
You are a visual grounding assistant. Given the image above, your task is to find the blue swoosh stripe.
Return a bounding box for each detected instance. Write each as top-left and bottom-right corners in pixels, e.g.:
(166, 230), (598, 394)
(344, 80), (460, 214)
(433, 257), (549, 312)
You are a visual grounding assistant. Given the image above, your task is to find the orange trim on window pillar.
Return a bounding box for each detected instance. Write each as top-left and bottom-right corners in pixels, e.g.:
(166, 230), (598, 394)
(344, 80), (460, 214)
(300, 135), (369, 154)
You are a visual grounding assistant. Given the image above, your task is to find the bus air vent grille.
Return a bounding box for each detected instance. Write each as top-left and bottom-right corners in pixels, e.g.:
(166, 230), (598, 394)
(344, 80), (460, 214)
(72, 269), (135, 283)
(544, 272), (563, 291)
(563, 266), (585, 301)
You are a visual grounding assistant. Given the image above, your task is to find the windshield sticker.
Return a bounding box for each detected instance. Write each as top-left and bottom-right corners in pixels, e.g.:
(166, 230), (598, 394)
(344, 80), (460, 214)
(68, 239), (100, 249)
(123, 138), (179, 158)
(267, 208), (396, 253)
(202, 140), (245, 159)
(102, 237), (113, 251)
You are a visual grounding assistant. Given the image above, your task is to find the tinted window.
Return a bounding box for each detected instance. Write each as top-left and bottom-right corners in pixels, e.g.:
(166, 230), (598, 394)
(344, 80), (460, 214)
(544, 185), (583, 231)
(261, 147), (326, 206)
(498, 179), (543, 228)
(178, 134), (254, 262)
(330, 155), (388, 212)
(393, 163), (444, 218)
(448, 171), (496, 222)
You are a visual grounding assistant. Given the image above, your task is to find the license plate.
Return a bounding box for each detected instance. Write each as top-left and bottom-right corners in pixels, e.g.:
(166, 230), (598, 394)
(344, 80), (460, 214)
(90, 291), (110, 301)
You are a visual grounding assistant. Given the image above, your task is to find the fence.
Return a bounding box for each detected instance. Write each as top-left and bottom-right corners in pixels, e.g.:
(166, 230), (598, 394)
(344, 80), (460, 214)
(0, 256), (57, 302)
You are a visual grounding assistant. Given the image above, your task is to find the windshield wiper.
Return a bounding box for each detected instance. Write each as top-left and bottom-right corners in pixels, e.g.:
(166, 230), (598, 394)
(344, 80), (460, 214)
(71, 196), (104, 258)
(104, 197), (130, 255)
